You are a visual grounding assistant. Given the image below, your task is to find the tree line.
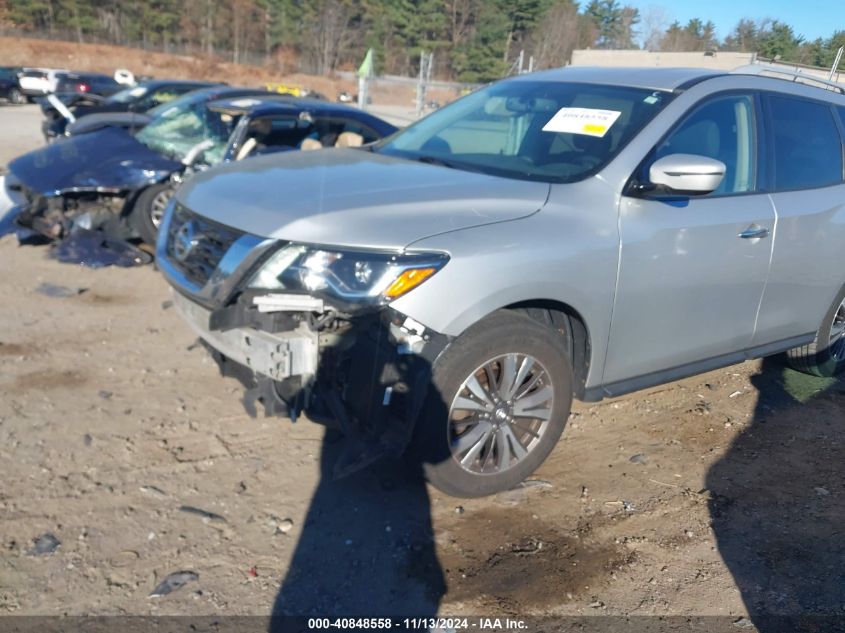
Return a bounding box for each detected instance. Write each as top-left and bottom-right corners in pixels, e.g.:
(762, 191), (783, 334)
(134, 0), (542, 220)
(1, 0), (843, 82)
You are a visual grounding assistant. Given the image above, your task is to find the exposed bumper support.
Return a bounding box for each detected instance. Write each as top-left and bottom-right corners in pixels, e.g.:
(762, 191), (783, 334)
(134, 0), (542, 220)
(172, 289), (319, 381)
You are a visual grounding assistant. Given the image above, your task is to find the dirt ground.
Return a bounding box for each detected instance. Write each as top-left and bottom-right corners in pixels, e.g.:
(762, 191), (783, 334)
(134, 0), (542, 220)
(1, 105), (844, 629)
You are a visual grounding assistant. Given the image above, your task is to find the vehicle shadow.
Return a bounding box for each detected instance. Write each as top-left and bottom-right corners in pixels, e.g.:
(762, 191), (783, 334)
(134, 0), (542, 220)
(706, 356), (845, 632)
(268, 430), (446, 630)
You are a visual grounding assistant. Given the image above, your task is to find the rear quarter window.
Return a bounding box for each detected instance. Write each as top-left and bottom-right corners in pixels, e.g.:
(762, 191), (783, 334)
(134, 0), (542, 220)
(93, 76), (118, 87)
(768, 95), (843, 190)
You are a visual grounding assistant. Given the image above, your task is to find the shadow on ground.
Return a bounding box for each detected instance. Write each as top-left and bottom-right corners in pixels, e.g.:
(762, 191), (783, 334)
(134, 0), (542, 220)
(269, 430), (445, 627)
(707, 357), (845, 632)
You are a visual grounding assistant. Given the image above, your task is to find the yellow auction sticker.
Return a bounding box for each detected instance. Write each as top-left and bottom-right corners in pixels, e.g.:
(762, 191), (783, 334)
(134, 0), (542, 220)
(542, 107), (622, 137)
(583, 123), (607, 134)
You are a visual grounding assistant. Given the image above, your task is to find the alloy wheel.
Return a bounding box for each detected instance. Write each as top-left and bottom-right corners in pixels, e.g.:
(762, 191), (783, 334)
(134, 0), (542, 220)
(448, 353), (554, 475)
(150, 188), (174, 228)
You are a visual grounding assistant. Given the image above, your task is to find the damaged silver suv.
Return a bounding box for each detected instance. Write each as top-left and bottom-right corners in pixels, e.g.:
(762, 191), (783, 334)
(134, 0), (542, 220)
(158, 66), (845, 497)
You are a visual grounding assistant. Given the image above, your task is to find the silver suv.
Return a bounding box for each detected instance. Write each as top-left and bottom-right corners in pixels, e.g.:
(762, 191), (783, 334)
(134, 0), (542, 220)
(158, 66), (845, 497)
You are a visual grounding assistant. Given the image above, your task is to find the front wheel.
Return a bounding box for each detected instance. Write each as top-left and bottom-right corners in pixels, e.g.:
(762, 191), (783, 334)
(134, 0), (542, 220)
(130, 183), (174, 245)
(787, 287), (845, 377)
(412, 311), (573, 498)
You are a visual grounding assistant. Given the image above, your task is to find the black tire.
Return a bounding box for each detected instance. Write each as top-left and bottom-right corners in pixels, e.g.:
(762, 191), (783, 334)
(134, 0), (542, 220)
(130, 183), (174, 245)
(8, 88), (24, 105)
(787, 286), (845, 377)
(412, 310), (573, 498)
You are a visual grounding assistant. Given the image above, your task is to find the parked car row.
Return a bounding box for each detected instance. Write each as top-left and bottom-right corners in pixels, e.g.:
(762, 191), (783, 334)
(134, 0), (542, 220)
(4, 64), (845, 498)
(0, 65), (141, 106)
(40, 79), (224, 141)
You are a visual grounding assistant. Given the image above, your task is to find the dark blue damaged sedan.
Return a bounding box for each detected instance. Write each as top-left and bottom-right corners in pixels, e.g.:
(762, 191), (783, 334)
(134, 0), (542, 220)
(5, 89), (396, 245)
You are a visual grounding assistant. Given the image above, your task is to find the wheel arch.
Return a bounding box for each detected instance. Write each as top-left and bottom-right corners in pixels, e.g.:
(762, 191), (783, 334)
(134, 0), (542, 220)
(503, 299), (592, 400)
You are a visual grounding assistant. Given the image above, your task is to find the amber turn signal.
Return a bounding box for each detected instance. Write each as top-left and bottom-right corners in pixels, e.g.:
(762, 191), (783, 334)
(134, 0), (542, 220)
(383, 267), (438, 300)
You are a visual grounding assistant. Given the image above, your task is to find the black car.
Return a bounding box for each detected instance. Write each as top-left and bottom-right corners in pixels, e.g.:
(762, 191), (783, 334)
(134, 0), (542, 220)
(54, 72), (123, 98)
(0, 67), (25, 105)
(41, 79), (224, 141)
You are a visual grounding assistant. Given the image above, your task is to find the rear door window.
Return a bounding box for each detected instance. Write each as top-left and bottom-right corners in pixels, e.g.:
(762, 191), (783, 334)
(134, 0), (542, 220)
(768, 95), (843, 190)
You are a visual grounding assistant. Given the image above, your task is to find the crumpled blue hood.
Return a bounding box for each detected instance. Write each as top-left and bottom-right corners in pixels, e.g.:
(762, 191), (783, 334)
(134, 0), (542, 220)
(9, 127), (180, 196)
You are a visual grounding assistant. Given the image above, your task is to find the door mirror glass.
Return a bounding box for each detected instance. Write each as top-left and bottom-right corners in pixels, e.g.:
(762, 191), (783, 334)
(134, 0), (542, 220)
(649, 153), (726, 195)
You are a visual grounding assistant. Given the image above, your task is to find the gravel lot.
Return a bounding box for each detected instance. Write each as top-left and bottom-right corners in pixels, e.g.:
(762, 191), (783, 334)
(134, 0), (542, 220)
(1, 104), (843, 629)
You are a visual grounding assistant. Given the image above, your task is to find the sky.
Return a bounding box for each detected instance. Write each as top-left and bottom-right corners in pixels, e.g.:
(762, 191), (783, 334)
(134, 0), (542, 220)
(627, 0), (842, 43)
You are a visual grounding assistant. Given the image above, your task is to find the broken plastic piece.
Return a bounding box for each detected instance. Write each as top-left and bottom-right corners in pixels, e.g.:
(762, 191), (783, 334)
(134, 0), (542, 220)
(514, 479), (553, 490)
(0, 207), (19, 237)
(0, 207), (44, 244)
(179, 505), (227, 523)
(149, 571), (199, 597)
(48, 229), (152, 268)
(28, 533), (61, 556)
(241, 376), (290, 418)
(36, 282), (88, 298)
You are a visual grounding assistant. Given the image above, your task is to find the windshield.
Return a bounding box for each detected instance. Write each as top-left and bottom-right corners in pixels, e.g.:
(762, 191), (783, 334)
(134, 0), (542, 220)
(376, 80), (674, 183)
(135, 90), (238, 163)
(107, 84), (148, 104)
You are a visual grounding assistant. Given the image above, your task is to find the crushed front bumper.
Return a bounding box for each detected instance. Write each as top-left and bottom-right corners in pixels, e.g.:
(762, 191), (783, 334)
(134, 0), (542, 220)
(172, 289), (319, 382)
(171, 283), (449, 474)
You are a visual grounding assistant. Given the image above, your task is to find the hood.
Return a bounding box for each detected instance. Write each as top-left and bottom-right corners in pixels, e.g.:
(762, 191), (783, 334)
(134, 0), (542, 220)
(9, 127), (180, 196)
(177, 148), (550, 250)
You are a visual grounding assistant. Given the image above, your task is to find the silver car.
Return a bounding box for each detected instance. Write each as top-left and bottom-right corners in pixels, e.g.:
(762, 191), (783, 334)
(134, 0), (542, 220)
(157, 66), (845, 497)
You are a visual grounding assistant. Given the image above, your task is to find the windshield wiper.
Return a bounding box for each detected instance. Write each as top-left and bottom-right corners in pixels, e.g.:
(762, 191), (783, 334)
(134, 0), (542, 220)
(415, 154), (493, 175)
(414, 154), (460, 169)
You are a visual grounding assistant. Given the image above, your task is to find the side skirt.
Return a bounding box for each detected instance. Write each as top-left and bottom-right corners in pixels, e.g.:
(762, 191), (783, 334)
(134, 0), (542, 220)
(581, 333), (815, 402)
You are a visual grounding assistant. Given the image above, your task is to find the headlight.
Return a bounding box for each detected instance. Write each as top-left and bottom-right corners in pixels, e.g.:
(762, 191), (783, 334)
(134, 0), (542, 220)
(248, 244), (448, 306)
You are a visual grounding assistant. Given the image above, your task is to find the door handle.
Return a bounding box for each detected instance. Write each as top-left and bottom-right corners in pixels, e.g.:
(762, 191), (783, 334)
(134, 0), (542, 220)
(738, 226), (770, 239)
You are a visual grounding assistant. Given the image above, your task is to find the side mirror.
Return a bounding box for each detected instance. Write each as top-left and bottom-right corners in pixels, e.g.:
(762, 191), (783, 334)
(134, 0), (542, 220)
(648, 153), (726, 195)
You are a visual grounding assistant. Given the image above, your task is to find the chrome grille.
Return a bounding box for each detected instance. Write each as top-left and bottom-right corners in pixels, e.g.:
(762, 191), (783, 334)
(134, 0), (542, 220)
(164, 204), (244, 288)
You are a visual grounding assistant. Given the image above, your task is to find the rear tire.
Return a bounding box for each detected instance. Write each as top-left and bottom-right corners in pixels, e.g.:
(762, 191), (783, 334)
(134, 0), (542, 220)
(412, 311), (573, 498)
(787, 286), (845, 377)
(130, 183), (174, 245)
(8, 88), (24, 105)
